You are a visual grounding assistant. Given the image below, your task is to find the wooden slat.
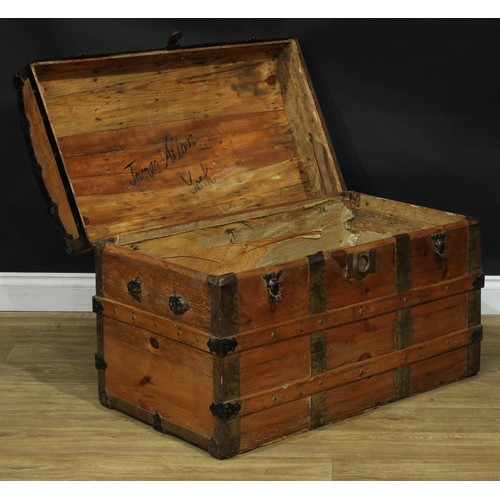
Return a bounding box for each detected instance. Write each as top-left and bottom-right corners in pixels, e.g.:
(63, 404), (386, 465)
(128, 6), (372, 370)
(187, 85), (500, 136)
(239, 336), (310, 394)
(21, 76), (82, 246)
(39, 57), (283, 137)
(326, 313), (396, 370)
(34, 42), (288, 93)
(410, 347), (469, 395)
(325, 370), (396, 422)
(239, 398), (310, 452)
(411, 294), (468, 344)
(57, 109), (289, 158)
(354, 193), (468, 227)
(97, 297), (212, 352)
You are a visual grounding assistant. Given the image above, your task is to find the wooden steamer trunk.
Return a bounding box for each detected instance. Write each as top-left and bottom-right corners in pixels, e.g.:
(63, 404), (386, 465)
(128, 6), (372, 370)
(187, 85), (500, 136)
(16, 37), (484, 458)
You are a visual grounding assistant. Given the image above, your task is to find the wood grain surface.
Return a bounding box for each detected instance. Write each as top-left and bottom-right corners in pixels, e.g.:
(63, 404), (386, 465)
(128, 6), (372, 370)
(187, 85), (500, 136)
(0, 312), (498, 480)
(24, 39), (344, 245)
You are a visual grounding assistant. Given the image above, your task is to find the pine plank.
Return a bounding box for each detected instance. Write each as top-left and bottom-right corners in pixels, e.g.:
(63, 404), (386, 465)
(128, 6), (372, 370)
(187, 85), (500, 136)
(22, 79), (81, 243)
(326, 313), (396, 370)
(39, 57), (283, 137)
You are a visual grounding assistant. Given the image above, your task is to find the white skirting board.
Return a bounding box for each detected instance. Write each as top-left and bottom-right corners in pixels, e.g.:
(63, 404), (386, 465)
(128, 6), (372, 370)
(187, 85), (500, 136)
(0, 273), (96, 312)
(0, 272), (499, 313)
(482, 276), (500, 315)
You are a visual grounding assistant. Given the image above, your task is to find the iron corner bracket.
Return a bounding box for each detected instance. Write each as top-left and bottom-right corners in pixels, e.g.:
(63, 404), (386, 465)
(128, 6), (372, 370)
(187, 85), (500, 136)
(153, 412), (167, 433)
(210, 402), (241, 421)
(470, 326), (483, 344)
(473, 273), (485, 289)
(207, 337), (238, 357)
(94, 353), (107, 371)
(92, 296), (104, 314)
(98, 391), (113, 409)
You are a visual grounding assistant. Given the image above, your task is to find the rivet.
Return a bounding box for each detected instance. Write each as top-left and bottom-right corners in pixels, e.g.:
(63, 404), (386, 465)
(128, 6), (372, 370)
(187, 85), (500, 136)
(177, 329), (182, 338)
(271, 332), (277, 339)
(445, 286), (449, 291)
(272, 396), (277, 403)
(359, 368), (364, 377)
(132, 314), (136, 320)
(112, 308), (117, 314)
(359, 307), (364, 316)
(154, 322), (158, 327)
(319, 380), (324, 386)
(403, 354), (408, 361)
(445, 340), (450, 345)
(195, 336), (200, 343)
(403, 297), (409, 303)
(319, 319), (324, 326)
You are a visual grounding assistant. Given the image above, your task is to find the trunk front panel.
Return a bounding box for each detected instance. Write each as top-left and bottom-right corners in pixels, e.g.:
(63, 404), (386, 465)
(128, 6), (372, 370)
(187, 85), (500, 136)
(102, 317), (214, 438)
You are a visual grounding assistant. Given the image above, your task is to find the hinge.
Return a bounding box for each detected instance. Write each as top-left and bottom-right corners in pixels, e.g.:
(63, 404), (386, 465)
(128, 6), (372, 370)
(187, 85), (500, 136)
(210, 402), (241, 421)
(92, 296), (104, 314)
(165, 30), (182, 48)
(473, 273), (485, 289)
(95, 353), (107, 371)
(470, 326), (483, 343)
(207, 337), (237, 357)
(62, 234), (75, 254)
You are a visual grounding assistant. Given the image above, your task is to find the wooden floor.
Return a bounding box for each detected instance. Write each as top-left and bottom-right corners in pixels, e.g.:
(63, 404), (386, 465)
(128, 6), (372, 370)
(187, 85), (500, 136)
(0, 312), (499, 481)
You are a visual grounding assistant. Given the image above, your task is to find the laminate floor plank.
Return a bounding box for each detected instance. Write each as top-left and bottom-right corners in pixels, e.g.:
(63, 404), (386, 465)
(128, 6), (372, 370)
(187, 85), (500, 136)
(0, 312), (499, 481)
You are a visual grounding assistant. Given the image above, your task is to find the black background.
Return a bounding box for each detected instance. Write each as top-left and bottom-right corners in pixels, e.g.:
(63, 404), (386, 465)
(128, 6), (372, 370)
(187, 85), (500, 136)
(1, 19), (499, 274)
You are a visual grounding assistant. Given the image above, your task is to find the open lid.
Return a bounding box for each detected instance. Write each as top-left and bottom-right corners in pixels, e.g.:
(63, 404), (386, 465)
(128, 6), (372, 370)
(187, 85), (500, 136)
(16, 37), (345, 253)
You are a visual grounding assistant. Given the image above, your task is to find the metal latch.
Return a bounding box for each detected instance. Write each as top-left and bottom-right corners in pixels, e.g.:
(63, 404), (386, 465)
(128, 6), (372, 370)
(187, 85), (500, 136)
(432, 232), (448, 262)
(347, 249), (376, 279)
(169, 290), (190, 315)
(127, 277), (142, 302)
(263, 271), (283, 304)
